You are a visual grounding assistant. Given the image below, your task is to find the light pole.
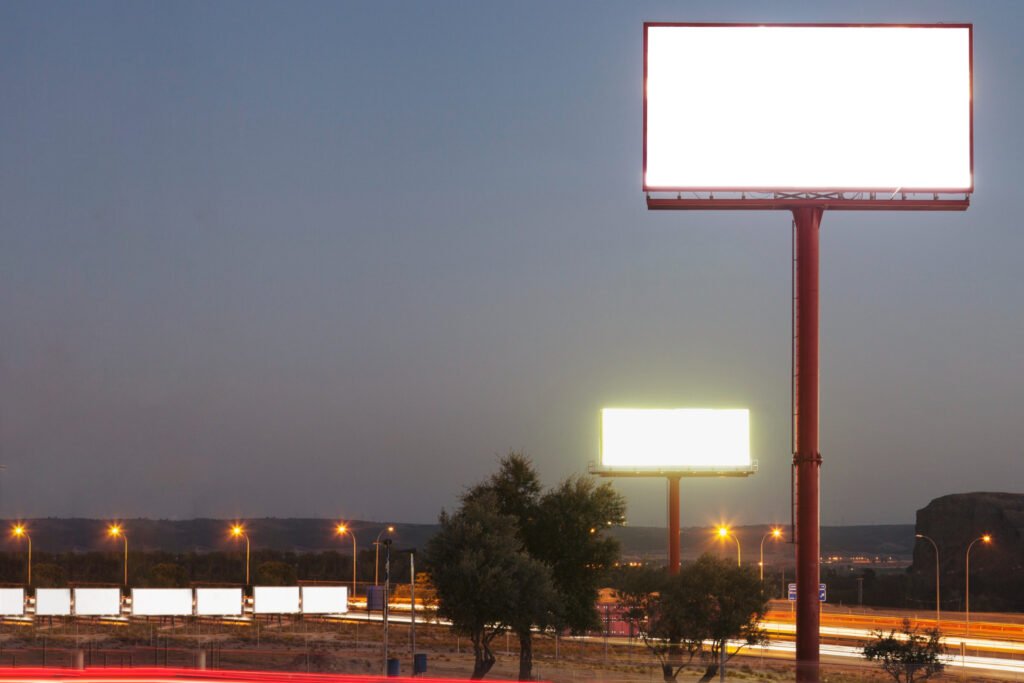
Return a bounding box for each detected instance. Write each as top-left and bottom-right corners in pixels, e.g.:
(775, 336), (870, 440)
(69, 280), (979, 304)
(965, 534), (992, 633)
(336, 523), (358, 599)
(230, 524), (251, 585)
(915, 533), (941, 624)
(374, 525), (395, 586)
(11, 525), (31, 586)
(717, 526), (741, 567)
(107, 524), (128, 586)
(760, 528), (783, 583)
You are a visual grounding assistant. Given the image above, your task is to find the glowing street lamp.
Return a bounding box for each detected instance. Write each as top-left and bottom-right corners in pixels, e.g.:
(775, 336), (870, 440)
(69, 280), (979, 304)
(107, 524), (128, 586)
(717, 525), (741, 567)
(230, 524), (251, 585)
(374, 526), (395, 586)
(915, 533), (941, 624)
(336, 523), (358, 598)
(11, 525), (31, 586)
(965, 534), (992, 633)
(760, 528), (783, 583)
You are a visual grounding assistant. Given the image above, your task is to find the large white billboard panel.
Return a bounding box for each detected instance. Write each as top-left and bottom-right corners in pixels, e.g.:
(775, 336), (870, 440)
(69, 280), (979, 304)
(195, 588), (243, 616)
(301, 586), (348, 615)
(131, 588), (193, 616)
(254, 586), (300, 614)
(601, 408), (750, 471)
(645, 24), (972, 192)
(35, 588), (72, 616)
(74, 588), (122, 616)
(0, 588), (25, 616)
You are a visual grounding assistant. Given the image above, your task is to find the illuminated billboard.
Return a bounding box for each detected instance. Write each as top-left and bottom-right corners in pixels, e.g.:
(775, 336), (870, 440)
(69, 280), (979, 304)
(131, 588), (193, 616)
(600, 408), (751, 473)
(254, 586), (300, 614)
(301, 586), (348, 615)
(644, 24), (972, 192)
(195, 588), (242, 616)
(0, 588), (24, 616)
(74, 588), (122, 616)
(35, 588), (72, 616)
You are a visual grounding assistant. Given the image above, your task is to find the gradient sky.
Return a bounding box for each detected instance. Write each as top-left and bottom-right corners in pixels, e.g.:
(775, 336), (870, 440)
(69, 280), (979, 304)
(1, 1), (1021, 528)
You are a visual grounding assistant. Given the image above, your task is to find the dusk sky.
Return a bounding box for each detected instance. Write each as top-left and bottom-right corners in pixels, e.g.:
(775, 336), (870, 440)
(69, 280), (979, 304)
(1, 1), (1021, 528)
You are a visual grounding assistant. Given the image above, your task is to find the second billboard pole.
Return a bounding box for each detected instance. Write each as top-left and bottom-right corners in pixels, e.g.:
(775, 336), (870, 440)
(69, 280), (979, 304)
(792, 207), (822, 682)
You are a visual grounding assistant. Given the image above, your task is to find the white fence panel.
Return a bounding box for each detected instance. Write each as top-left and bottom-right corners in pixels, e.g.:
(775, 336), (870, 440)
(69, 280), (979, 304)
(74, 588), (122, 616)
(35, 588), (72, 616)
(254, 586), (299, 614)
(0, 588), (24, 616)
(301, 586), (348, 614)
(131, 588), (193, 616)
(195, 587), (243, 616)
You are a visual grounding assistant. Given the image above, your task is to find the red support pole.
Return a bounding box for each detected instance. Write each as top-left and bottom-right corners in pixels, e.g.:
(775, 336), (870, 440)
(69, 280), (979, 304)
(668, 475), (681, 574)
(793, 207), (823, 682)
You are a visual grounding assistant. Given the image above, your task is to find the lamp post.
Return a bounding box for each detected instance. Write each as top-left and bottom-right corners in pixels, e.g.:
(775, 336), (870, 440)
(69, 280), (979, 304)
(230, 524), (251, 585)
(107, 524), (128, 586)
(717, 526), (741, 567)
(965, 534), (992, 634)
(760, 528), (783, 583)
(12, 525), (31, 586)
(336, 523), (358, 599)
(915, 533), (941, 624)
(374, 525), (395, 586)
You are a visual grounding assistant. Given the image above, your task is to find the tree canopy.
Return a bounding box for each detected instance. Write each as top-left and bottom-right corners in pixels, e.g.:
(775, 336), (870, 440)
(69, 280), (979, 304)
(863, 619), (945, 683)
(621, 555), (768, 682)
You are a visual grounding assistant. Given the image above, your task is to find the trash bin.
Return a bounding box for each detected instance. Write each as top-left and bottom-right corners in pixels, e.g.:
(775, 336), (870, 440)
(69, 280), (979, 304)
(413, 653), (428, 675)
(386, 658), (401, 677)
(367, 586), (386, 611)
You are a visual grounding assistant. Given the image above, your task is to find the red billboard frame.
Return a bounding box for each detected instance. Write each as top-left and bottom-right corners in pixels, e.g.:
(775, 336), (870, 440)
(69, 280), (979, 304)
(642, 22), (974, 206)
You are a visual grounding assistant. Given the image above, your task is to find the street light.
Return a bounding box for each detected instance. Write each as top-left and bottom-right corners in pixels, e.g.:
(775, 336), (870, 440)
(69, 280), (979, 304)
(716, 526), (741, 567)
(107, 524), (128, 586)
(915, 533), (941, 624)
(760, 527), (783, 583)
(11, 525), (31, 586)
(336, 523), (358, 599)
(230, 524), (251, 585)
(374, 525), (395, 586)
(965, 534), (992, 634)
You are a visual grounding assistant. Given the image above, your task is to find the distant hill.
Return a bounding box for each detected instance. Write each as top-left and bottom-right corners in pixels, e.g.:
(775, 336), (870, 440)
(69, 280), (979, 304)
(0, 518), (914, 559)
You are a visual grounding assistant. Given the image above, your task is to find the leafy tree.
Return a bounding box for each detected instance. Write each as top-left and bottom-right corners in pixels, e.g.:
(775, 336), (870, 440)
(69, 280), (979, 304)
(623, 555), (768, 682)
(31, 562), (66, 588)
(424, 493), (558, 680)
(255, 561), (297, 586)
(147, 562), (189, 587)
(863, 619), (945, 683)
(464, 453), (626, 680)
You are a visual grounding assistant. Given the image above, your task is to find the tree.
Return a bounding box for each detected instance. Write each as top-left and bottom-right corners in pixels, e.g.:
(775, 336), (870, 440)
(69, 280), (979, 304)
(863, 619), (945, 683)
(31, 563), (66, 588)
(424, 493), (558, 679)
(147, 562), (188, 587)
(255, 561), (297, 586)
(463, 453), (626, 680)
(623, 555), (768, 682)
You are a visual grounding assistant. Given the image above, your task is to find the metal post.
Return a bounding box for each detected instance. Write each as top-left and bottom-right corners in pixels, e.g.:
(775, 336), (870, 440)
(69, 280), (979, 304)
(382, 538), (392, 676)
(409, 551), (416, 656)
(916, 534), (940, 624)
(668, 476), (681, 574)
(792, 206), (822, 683)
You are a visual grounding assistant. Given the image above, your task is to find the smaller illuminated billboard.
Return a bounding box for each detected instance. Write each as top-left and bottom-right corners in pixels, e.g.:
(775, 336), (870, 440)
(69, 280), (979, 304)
(35, 588), (72, 616)
(254, 586), (300, 614)
(0, 588), (24, 616)
(195, 588), (243, 616)
(131, 588), (193, 616)
(74, 588), (122, 616)
(301, 586), (348, 615)
(600, 408), (752, 474)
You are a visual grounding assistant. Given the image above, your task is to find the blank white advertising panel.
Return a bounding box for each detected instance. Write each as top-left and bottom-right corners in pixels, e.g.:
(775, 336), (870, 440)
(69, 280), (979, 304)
(0, 588), (25, 616)
(35, 588), (72, 616)
(644, 24), (973, 191)
(301, 586), (348, 615)
(601, 408), (751, 472)
(74, 588), (122, 616)
(195, 588), (243, 616)
(254, 586), (300, 614)
(131, 588), (193, 616)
